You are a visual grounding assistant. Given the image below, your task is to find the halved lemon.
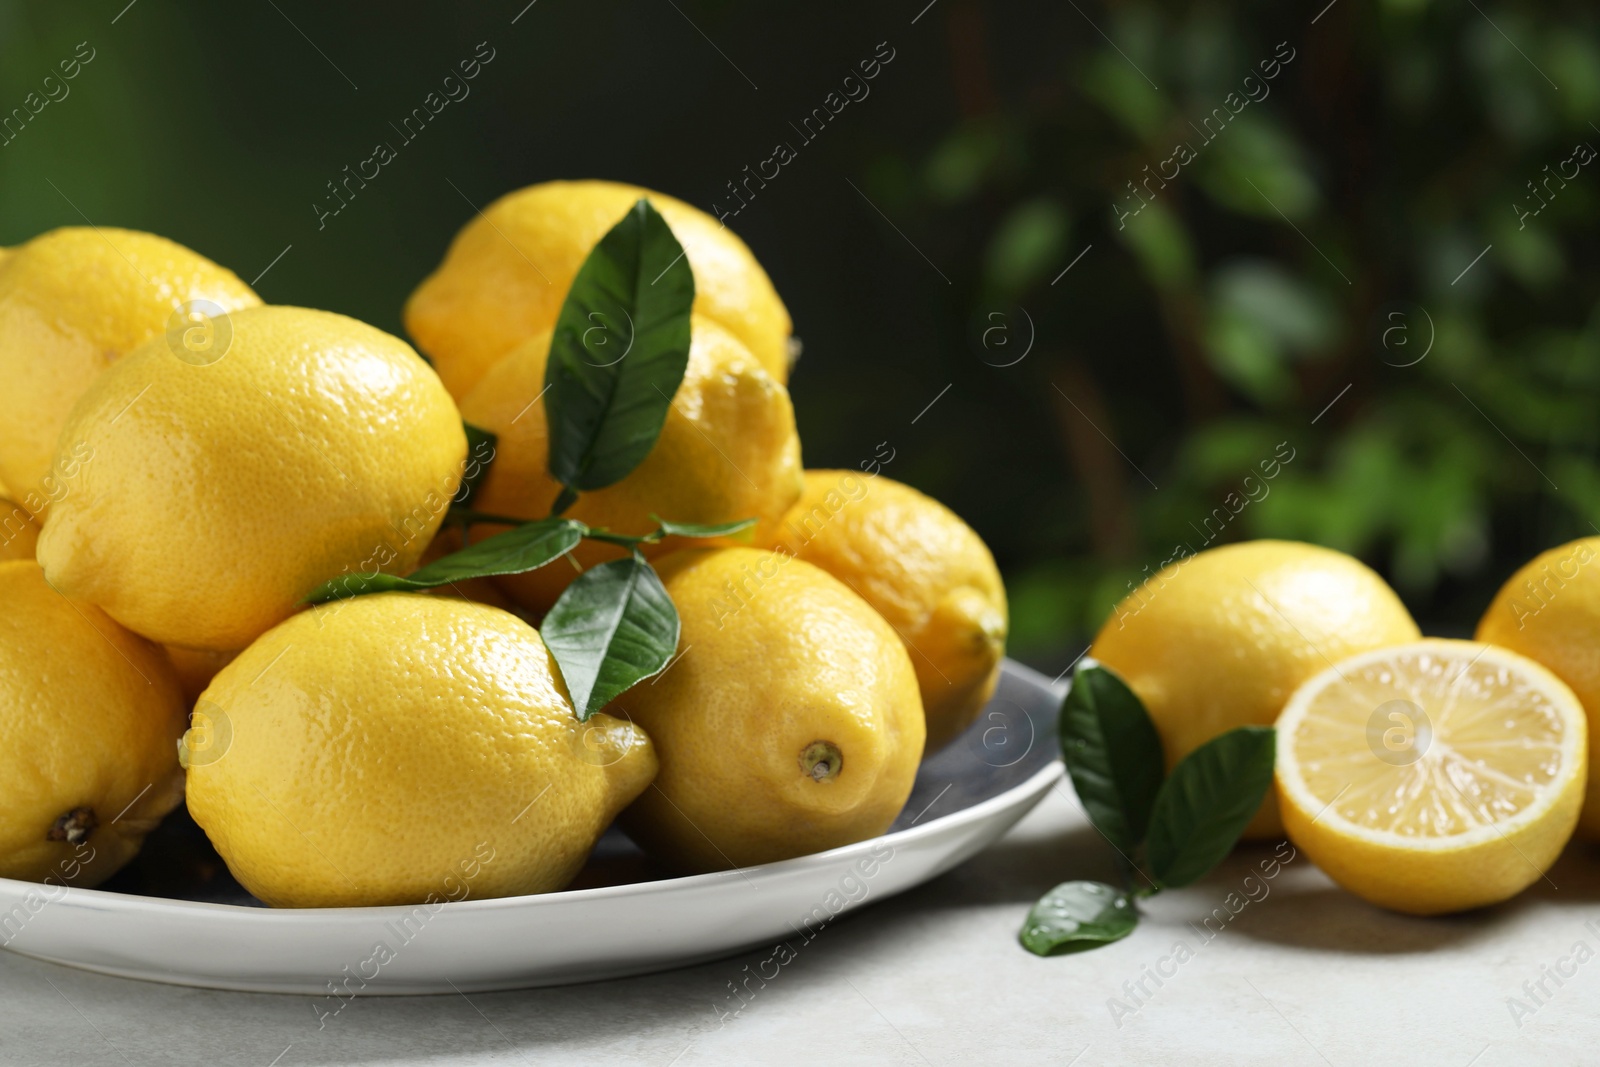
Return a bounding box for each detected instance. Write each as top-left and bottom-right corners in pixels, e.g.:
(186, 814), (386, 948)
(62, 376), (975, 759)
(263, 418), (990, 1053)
(1276, 638), (1586, 915)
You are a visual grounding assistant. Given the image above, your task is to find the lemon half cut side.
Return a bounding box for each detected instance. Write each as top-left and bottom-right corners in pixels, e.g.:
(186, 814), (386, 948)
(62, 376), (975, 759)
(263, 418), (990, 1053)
(1275, 639), (1586, 916)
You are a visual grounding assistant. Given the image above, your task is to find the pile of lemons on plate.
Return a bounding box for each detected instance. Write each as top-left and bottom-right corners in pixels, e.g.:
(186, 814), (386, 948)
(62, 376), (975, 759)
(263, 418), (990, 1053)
(1093, 538), (1595, 916)
(0, 182), (1008, 908)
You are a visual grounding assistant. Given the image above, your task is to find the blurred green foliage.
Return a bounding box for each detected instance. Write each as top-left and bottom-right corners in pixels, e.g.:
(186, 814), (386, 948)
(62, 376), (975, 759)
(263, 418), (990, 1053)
(0, 1), (1596, 672)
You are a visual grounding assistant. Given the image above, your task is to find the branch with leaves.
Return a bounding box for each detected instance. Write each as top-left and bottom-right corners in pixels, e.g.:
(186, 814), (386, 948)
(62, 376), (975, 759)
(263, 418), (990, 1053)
(1020, 661), (1275, 955)
(306, 199), (746, 723)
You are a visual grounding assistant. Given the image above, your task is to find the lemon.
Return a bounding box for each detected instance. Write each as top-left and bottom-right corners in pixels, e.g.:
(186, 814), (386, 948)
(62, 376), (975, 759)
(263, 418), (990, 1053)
(0, 227), (259, 513)
(0, 561), (188, 887)
(183, 593), (657, 907)
(770, 471), (1007, 752)
(1091, 540), (1420, 837)
(405, 179), (793, 397)
(1276, 639), (1585, 915)
(163, 646), (238, 705)
(1477, 537), (1600, 837)
(0, 496), (38, 561)
(618, 547), (924, 872)
(459, 315), (802, 615)
(36, 305), (467, 651)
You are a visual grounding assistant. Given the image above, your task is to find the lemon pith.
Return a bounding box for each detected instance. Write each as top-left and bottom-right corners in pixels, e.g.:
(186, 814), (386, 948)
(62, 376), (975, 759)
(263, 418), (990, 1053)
(1476, 536), (1600, 838)
(1276, 639), (1586, 916)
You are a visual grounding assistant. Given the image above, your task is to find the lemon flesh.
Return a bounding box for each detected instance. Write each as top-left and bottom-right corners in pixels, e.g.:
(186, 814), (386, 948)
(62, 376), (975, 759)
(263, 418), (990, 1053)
(1276, 639), (1586, 915)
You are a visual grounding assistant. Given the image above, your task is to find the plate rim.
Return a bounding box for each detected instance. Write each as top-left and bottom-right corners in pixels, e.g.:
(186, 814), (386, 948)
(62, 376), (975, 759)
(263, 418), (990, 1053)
(0, 660), (1065, 924)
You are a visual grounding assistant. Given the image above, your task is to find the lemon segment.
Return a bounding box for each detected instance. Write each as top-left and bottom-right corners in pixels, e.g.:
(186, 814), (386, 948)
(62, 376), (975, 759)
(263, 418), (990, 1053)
(1276, 639), (1586, 915)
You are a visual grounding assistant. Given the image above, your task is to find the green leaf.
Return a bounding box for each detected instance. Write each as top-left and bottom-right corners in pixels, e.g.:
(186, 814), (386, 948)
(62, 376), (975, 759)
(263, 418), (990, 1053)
(544, 199), (695, 494)
(542, 554), (680, 721)
(1018, 881), (1137, 957)
(1146, 726), (1276, 889)
(456, 422), (498, 507)
(651, 515), (756, 540)
(1059, 663), (1166, 854)
(304, 518), (583, 604)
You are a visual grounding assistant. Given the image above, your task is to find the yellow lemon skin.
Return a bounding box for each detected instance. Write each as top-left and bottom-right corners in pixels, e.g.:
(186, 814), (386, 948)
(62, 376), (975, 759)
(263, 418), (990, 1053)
(35, 305), (467, 651)
(404, 179), (792, 397)
(0, 227), (259, 512)
(769, 471), (1007, 753)
(618, 548), (924, 873)
(1090, 540), (1421, 838)
(162, 646), (238, 705)
(183, 594), (657, 908)
(0, 561), (187, 887)
(1276, 640), (1585, 915)
(0, 497), (39, 561)
(459, 315), (803, 616)
(1477, 536), (1600, 837)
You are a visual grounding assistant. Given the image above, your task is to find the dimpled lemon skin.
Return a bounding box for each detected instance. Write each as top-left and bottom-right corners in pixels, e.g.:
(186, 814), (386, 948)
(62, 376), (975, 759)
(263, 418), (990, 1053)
(36, 305), (467, 651)
(770, 471), (1007, 753)
(184, 594), (657, 908)
(460, 315), (803, 615)
(1091, 540), (1421, 838)
(0, 561), (187, 887)
(0, 227), (259, 512)
(1477, 536), (1600, 838)
(404, 179), (793, 397)
(619, 548), (925, 873)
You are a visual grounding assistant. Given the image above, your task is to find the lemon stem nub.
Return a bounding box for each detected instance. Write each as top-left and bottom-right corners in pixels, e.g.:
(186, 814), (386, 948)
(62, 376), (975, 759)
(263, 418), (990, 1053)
(47, 806), (97, 844)
(800, 741), (842, 783)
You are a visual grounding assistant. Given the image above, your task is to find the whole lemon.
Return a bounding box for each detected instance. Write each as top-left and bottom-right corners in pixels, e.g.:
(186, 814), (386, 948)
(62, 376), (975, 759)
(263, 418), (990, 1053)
(405, 179), (792, 397)
(459, 315), (803, 615)
(0, 227), (259, 513)
(770, 471), (1007, 753)
(0, 497), (38, 561)
(1091, 540), (1420, 837)
(36, 305), (467, 651)
(184, 594), (657, 907)
(1476, 536), (1600, 838)
(0, 561), (188, 887)
(618, 547), (924, 872)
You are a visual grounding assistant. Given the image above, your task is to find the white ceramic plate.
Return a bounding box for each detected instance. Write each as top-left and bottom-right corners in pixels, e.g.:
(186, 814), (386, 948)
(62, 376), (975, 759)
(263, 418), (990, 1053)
(0, 660), (1063, 994)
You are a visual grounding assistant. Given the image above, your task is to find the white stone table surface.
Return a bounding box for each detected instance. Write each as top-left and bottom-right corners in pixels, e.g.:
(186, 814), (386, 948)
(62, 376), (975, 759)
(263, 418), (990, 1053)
(2, 781), (1597, 1066)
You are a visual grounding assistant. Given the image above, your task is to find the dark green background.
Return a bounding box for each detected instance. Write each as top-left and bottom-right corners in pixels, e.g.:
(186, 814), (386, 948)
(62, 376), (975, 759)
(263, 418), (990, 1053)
(3, 0), (1596, 672)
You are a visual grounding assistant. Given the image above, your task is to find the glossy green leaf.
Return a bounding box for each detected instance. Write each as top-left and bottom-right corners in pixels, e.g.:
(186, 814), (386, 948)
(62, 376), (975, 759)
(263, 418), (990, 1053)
(456, 422), (498, 507)
(544, 199), (695, 494)
(1018, 881), (1138, 957)
(651, 515), (757, 540)
(542, 554), (680, 721)
(304, 518), (583, 604)
(1059, 662), (1166, 853)
(1146, 726), (1276, 889)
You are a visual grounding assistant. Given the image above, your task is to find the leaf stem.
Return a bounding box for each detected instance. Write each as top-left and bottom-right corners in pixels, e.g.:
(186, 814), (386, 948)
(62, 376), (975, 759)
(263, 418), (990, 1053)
(550, 485), (580, 517)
